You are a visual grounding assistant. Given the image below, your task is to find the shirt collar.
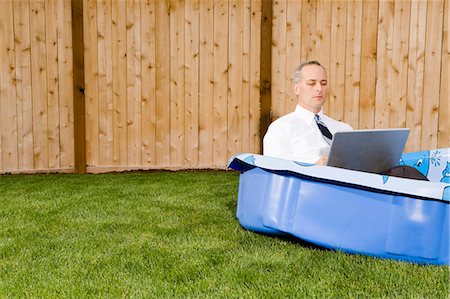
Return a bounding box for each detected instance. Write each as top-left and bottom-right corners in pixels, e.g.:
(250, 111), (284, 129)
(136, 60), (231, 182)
(294, 105), (324, 123)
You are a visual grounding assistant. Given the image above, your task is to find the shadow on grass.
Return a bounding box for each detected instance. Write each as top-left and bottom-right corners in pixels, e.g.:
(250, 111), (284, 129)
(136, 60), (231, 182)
(237, 222), (331, 253)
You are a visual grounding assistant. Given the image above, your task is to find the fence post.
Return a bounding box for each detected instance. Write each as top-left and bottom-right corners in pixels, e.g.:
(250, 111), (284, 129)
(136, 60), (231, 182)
(259, 0), (272, 153)
(72, 0), (86, 173)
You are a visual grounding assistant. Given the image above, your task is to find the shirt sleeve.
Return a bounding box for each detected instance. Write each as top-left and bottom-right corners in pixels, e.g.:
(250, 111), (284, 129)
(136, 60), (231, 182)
(343, 123), (353, 131)
(263, 123), (287, 159)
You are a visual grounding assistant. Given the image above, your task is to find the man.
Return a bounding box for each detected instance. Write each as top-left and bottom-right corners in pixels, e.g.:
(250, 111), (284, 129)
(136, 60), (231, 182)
(263, 61), (429, 181)
(263, 60), (352, 165)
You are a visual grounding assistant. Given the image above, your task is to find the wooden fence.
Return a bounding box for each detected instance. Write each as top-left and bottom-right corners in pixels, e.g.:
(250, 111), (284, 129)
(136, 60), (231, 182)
(83, 0), (262, 172)
(271, 0), (449, 154)
(0, 0), (75, 173)
(0, 0), (448, 174)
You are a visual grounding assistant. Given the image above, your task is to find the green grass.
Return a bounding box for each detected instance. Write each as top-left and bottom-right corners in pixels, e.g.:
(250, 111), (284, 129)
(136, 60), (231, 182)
(0, 171), (448, 298)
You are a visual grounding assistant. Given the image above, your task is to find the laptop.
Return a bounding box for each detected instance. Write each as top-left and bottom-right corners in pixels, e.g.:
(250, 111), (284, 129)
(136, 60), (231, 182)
(327, 128), (410, 174)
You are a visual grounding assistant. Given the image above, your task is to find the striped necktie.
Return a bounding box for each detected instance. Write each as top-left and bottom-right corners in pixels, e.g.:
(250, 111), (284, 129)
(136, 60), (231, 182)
(314, 114), (333, 145)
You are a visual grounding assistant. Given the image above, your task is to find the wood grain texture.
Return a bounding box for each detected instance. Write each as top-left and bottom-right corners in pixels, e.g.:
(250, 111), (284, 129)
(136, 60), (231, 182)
(421, 0), (444, 150)
(141, 0), (157, 165)
(13, 0), (34, 170)
(329, 0), (347, 122)
(198, 0), (213, 166)
(212, 0), (229, 166)
(438, 0), (449, 148)
(57, 0), (75, 168)
(359, 0), (378, 130)
(406, 0), (427, 152)
(1, 0), (448, 173)
(184, 0), (200, 166)
(84, 0), (99, 166)
(154, 0), (170, 166)
(30, 0), (49, 169)
(271, 0), (287, 118)
(0, 0), (18, 170)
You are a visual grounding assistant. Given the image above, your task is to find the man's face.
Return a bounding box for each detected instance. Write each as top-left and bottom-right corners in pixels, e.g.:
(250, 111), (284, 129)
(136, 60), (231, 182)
(293, 64), (328, 114)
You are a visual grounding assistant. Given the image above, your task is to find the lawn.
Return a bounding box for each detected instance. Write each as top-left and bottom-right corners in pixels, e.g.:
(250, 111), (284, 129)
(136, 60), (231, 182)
(0, 171), (448, 298)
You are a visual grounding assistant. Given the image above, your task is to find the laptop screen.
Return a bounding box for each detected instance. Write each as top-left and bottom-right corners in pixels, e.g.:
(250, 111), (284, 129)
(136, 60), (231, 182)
(327, 128), (410, 174)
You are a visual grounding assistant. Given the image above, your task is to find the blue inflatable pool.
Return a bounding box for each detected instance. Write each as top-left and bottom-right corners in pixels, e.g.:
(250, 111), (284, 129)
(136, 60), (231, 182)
(228, 148), (449, 265)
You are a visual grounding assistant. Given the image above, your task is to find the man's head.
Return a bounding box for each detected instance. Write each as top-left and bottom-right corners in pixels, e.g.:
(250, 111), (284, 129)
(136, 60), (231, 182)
(292, 61), (328, 114)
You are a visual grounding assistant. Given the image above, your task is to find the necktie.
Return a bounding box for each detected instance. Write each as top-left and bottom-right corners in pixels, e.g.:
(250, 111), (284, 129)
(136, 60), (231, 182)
(314, 114), (333, 145)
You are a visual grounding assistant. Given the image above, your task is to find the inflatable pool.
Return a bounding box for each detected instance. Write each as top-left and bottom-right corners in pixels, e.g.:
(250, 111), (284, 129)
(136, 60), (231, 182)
(228, 148), (449, 265)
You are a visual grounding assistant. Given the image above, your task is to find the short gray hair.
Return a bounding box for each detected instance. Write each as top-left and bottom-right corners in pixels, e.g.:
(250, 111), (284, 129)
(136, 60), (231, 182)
(292, 60), (325, 83)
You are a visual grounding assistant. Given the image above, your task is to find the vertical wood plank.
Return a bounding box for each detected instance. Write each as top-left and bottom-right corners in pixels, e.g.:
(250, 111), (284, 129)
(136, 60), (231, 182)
(242, 0), (251, 153)
(329, 0), (347, 122)
(72, 0), (86, 173)
(126, 0), (142, 166)
(198, 0), (213, 166)
(84, 0), (99, 167)
(112, 0), (127, 165)
(0, 1), (3, 170)
(249, 0), (261, 154)
(46, 0), (61, 169)
(300, 0), (316, 62)
(343, 0), (362, 128)
(405, 0), (427, 152)
(315, 0), (332, 89)
(134, 0), (142, 166)
(271, 0), (287, 118)
(57, 0), (75, 168)
(169, 0), (185, 165)
(389, 1), (410, 130)
(213, 0), (228, 166)
(30, 0), (49, 169)
(285, 1), (301, 112)
(155, 0), (170, 165)
(359, 0), (378, 130)
(126, 0), (135, 164)
(438, 0), (449, 148)
(315, 0), (332, 65)
(0, 0), (18, 170)
(184, 0), (200, 166)
(141, 0), (156, 165)
(259, 0), (272, 151)
(228, 0), (244, 158)
(13, 0), (34, 170)
(0, 62), (2, 170)
(375, 0), (394, 128)
(97, 0), (114, 165)
(315, 0), (332, 116)
(421, 0), (444, 149)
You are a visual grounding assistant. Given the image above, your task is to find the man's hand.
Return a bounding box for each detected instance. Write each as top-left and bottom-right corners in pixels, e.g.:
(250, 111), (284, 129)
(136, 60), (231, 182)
(315, 156), (328, 165)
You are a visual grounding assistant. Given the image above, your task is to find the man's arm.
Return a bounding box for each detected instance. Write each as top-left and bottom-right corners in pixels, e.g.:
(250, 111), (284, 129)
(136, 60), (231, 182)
(262, 125), (286, 159)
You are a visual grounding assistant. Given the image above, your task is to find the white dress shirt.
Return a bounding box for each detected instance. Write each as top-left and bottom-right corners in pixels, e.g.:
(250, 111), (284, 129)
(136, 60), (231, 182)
(263, 105), (353, 163)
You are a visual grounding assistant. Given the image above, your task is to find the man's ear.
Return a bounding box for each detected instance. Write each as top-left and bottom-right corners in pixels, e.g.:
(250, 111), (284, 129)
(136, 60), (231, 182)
(292, 83), (300, 95)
